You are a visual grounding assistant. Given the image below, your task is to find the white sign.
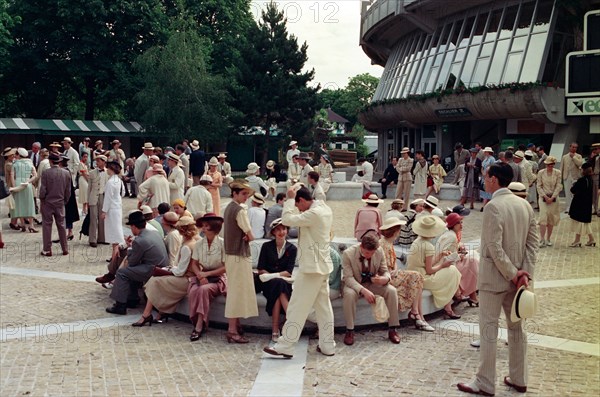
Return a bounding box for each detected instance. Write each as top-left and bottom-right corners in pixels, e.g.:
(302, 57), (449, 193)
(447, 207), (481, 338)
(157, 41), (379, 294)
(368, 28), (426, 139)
(566, 97), (600, 116)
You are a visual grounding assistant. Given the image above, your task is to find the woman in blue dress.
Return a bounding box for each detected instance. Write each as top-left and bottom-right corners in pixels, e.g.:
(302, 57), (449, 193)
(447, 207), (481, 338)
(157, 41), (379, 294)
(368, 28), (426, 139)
(11, 148), (38, 232)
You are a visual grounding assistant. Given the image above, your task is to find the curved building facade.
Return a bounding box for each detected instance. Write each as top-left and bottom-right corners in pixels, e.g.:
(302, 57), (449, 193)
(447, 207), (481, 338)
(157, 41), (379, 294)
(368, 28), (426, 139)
(359, 0), (598, 171)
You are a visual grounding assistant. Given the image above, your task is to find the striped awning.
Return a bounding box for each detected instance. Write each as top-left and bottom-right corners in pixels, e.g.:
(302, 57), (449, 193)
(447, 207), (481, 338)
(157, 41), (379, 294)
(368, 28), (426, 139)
(0, 118), (144, 135)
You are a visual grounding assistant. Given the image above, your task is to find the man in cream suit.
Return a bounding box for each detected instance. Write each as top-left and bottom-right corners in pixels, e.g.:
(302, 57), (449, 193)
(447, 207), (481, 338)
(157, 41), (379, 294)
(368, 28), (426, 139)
(62, 137), (80, 184)
(217, 153), (233, 184)
(560, 142), (583, 211)
(166, 153), (185, 203)
(86, 155), (108, 247)
(263, 186), (335, 358)
(458, 162), (538, 396)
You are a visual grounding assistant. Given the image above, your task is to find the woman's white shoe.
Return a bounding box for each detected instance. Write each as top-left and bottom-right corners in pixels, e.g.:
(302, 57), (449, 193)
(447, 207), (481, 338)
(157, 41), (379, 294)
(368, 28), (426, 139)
(415, 319), (435, 332)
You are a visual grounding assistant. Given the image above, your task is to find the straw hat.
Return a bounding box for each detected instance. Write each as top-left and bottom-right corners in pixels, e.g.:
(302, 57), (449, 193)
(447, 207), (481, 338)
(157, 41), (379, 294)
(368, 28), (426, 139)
(162, 212), (179, 226)
(591, 143), (600, 148)
(217, 153), (227, 159)
(142, 142), (154, 150)
(510, 286), (538, 323)
(524, 150), (534, 157)
(289, 140), (298, 146)
(246, 162), (260, 174)
(362, 194), (383, 204)
(200, 174), (213, 183)
(94, 140), (103, 147)
(508, 182), (528, 198)
(17, 148), (28, 158)
(379, 217), (406, 231)
(49, 142), (62, 148)
(412, 215), (446, 238)
(190, 140), (200, 150)
(266, 160), (275, 169)
(400, 147), (410, 154)
(514, 150), (525, 159)
(229, 179), (254, 193)
(483, 147), (494, 153)
(269, 218), (287, 235)
(95, 154), (108, 162)
(424, 196), (439, 209)
(165, 153), (180, 162)
(208, 157), (218, 166)
(140, 205), (153, 215)
(111, 139), (121, 145)
(410, 198), (425, 206)
(445, 213), (463, 229)
(62, 137), (73, 144)
(251, 192), (266, 205)
(392, 198), (404, 206)
(544, 156), (557, 165)
(176, 216), (195, 227)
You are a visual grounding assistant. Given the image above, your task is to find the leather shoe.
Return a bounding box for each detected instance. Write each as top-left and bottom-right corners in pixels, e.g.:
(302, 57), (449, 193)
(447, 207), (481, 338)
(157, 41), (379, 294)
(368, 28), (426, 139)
(316, 345), (334, 356)
(95, 273), (115, 284)
(106, 303), (127, 315)
(343, 330), (354, 346)
(388, 329), (400, 344)
(89, 243), (98, 248)
(504, 377), (526, 393)
(62, 251), (69, 256)
(40, 251), (52, 257)
(457, 382), (494, 396)
(263, 346), (292, 359)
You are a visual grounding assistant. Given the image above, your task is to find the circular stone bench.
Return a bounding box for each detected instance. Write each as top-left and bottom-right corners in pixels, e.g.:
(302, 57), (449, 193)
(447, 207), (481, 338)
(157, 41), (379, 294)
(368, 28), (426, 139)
(174, 237), (441, 332)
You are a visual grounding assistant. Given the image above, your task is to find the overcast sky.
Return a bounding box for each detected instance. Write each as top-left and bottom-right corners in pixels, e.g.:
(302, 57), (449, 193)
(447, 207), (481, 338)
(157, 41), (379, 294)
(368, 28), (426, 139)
(250, 0), (383, 90)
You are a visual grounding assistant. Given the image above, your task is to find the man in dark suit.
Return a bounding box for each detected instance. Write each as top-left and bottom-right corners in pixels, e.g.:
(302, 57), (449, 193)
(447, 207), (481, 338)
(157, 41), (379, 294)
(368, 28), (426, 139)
(189, 139), (206, 186)
(378, 157), (399, 199)
(106, 211), (169, 314)
(29, 142), (41, 168)
(38, 153), (72, 256)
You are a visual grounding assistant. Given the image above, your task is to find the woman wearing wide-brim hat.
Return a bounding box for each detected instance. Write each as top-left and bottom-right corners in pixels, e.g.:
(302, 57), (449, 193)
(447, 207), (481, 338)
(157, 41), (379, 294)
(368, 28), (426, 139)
(567, 162), (596, 247)
(406, 215), (462, 319)
(536, 155), (562, 247)
(206, 157), (223, 215)
(11, 148), (38, 232)
(354, 194), (384, 240)
(379, 218), (434, 331)
(244, 162), (268, 201)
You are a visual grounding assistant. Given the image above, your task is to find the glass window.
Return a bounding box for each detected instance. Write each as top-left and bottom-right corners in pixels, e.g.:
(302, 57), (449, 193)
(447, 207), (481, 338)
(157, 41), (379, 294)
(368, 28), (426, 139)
(502, 52), (523, 82)
(533, 0), (553, 32)
(516, 1), (535, 35)
(460, 46), (479, 86)
(447, 63), (462, 88)
(480, 42), (494, 57)
(472, 12), (489, 44)
(499, 5), (519, 39)
(485, 9), (502, 41)
(451, 19), (465, 46)
(461, 16), (476, 46)
(488, 39), (510, 83)
(511, 36), (528, 52)
(472, 57), (490, 85)
(521, 32), (549, 81)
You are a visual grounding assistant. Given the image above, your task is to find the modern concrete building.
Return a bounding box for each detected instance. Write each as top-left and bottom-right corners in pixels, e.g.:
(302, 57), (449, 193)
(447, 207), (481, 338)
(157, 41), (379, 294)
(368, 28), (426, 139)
(359, 0), (600, 171)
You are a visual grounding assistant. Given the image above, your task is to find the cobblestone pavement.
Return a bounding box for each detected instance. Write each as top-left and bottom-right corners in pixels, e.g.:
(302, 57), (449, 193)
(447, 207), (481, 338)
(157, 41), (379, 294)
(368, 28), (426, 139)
(1, 196), (599, 396)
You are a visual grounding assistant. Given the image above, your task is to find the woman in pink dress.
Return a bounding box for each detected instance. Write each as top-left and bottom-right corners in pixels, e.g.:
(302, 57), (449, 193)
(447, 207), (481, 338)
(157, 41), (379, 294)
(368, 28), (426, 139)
(206, 157), (222, 215)
(435, 213), (479, 306)
(353, 194), (383, 240)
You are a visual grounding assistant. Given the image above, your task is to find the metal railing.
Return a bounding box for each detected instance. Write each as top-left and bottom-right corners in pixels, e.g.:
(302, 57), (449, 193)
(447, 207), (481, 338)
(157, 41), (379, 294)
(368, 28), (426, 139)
(361, 0), (421, 37)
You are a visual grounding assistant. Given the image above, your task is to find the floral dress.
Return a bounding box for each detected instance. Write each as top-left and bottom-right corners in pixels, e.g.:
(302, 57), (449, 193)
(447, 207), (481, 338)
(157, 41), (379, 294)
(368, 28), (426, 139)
(380, 237), (424, 312)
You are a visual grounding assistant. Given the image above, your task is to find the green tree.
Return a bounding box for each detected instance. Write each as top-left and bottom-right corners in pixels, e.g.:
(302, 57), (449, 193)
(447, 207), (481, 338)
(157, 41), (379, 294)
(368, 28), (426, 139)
(234, 1), (320, 165)
(2, 0), (168, 119)
(134, 20), (234, 143)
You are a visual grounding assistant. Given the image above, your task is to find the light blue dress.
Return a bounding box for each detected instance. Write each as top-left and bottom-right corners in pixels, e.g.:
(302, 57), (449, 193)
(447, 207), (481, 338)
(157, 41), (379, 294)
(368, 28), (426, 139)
(480, 156), (496, 200)
(11, 159), (36, 218)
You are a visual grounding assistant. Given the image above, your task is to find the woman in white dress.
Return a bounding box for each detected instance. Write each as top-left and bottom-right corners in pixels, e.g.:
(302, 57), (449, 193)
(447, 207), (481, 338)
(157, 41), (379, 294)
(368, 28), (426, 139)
(101, 161), (125, 264)
(78, 152), (90, 214)
(317, 155), (333, 193)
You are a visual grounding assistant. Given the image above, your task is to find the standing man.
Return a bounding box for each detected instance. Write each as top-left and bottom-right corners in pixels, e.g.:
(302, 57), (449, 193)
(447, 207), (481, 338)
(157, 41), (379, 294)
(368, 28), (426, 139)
(108, 140), (126, 173)
(454, 143), (469, 174)
(457, 162), (538, 396)
(297, 152), (314, 185)
(505, 151), (521, 182)
(39, 153), (72, 256)
(591, 143), (600, 216)
(86, 155), (108, 247)
(175, 144), (190, 192)
(189, 139), (205, 186)
(286, 140), (300, 166)
(217, 153), (233, 184)
(475, 142), (485, 161)
(378, 157), (399, 199)
(134, 142), (154, 187)
(29, 142), (41, 168)
(166, 153), (185, 203)
(537, 146), (548, 171)
(105, 211), (169, 314)
(395, 147), (413, 210)
(263, 186), (336, 358)
(514, 151), (536, 202)
(62, 137), (80, 184)
(560, 142), (583, 212)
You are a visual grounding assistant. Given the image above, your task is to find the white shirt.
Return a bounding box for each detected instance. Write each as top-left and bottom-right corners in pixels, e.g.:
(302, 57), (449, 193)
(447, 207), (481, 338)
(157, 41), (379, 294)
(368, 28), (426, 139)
(248, 206), (266, 239)
(286, 148), (300, 164)
(184, 185), (213, 218)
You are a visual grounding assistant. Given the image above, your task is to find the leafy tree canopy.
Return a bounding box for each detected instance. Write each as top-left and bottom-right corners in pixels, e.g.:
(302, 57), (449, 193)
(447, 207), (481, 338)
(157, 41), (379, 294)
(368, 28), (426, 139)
(317, 73), (379, 126)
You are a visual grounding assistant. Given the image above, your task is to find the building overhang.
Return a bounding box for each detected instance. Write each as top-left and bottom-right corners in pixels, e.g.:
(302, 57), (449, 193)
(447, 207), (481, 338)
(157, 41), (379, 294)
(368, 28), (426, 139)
(358, 86), (567, 129)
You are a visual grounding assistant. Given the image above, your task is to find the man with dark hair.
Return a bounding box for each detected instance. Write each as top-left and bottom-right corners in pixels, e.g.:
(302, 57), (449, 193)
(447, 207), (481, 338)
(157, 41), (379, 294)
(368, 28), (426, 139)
(454, 142), (469, 173)
(536, 146), (547, 171)
(175, 144), (190, 192)
(264, 186), (336, 358)
(475, 142), (485, 161)
(378, 157), (399, 199)
(105, 210), (169, 314)
(264, 193), (286, 236)
(307, 171), (326, 201)
(458, 162), (538, 396)
(504, 151), (521, 182)
(189, 140), (205, 186)
(341, 234), (400, 346)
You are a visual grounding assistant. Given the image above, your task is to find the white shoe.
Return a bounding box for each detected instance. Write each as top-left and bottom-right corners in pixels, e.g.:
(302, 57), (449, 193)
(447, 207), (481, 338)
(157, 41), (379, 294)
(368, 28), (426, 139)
(415, 319), (435, 332)
(539, 240), (546, 248)
(546, 241), (553, 246)
(470, 340), (480, 347)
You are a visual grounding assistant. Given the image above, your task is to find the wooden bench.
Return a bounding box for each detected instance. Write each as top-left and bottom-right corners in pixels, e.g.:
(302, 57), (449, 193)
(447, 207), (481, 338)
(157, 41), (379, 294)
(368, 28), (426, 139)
(329, 149), (357, 167)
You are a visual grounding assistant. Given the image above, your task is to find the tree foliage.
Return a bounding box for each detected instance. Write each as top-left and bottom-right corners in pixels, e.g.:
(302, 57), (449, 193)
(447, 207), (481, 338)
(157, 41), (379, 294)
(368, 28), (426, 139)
(134, 20), (234, 143)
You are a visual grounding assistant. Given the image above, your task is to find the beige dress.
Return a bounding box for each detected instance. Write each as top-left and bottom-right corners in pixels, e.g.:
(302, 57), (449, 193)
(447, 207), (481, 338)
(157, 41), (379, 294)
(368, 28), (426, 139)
(537, 168), (562, 226)
(317, 163), (333, 192)
(77, 163), (89, 206)
(435, 230), (479, 297)
(207, 170), (222, 215)
(428, 163), (447, 194)
(406, 237), (461, 308)
(224, 205), (259, 318)
(144, 241), (194, 314)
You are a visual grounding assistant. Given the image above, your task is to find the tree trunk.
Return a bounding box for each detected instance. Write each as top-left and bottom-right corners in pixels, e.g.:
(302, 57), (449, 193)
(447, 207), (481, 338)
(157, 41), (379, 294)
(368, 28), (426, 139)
(84, 77), (96, 120)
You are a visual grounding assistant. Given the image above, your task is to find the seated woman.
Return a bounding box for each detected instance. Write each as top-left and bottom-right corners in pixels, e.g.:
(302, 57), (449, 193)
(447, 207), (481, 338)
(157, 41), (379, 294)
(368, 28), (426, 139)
(187, 213), (227, 341)
(406, 215), (462, 319)
(379, 219), (434, 332)
(436, 213), (479, 306)
(172, 198), (193, 219)
(257, 218), (297, 341)
(397, 198), (424, 246)
(354, 194), (383, 240)
(385, 199), (407, 222)
(132, 216), (197, 327)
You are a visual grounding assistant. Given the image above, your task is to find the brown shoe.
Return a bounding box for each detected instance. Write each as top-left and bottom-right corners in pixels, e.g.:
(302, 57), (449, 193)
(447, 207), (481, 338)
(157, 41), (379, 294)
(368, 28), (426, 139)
(95, 273), (115, 284)
(388, 329), (401, 344)
(62, 251), (69, 256)
(40, 250), (52, 257)
(343, 330), (354, 346)
(504, 377), (526, 393)
(263, 346), (292, 358)
(89, 242), (98, 248)
(316, 345), (334, 356)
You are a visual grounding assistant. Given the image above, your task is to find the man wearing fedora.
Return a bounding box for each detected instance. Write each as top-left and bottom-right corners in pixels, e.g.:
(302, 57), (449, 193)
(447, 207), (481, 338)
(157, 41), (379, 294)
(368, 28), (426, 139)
(189, 140), (206, 186)
(134, 143), (154, 187)
(106, 210), (169, 314)
(62, 137), (80, 184)
(108, 140), (126, 174)
(457, 162), (538, 396)
(38, 153), (72, 256)
(297, 152), (313, 185)
(216, 153), (233, 184)
(286, 140), (300, 166)
(560, 142), (583, 212)
(166, 153), (185, 203)
(395, 147), (413, 210)
(341, 233), (401, 346)
(263, 186), (335, 358)
(86, 155), (109, 247)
